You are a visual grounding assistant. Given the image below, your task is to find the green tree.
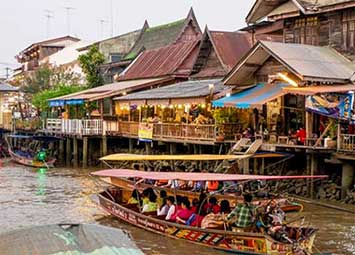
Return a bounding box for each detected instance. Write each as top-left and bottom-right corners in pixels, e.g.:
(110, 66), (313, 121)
(25, 65), (53, 93)
(32, 84), (84, 113)
(78, 45), (105, 88)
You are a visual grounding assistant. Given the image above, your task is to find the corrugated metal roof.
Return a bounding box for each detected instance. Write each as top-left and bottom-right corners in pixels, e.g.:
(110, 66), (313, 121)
(225, 41), (355, 85)
(115, 79), (225, 101)
(261, 41), (355, 82)
(50, 77), (171, 101)
(0, 82), (18, 92)
(297, 0), (354, 9)
(283, 84), (355, 95)
(120, 41), (200, 80)
(210, 31), (253, 70)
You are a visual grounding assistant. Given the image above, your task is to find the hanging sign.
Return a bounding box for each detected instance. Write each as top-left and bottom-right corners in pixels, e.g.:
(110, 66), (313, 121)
(306, 93), (354, 121)
(138, 122), (153, 142)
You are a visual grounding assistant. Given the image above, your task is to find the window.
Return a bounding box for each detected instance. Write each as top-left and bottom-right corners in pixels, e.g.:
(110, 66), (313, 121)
(293, 17), (319, 45)
(109, 53), (122, 63)
(343, 10), (355, 50)
(103, 98), (112, 115)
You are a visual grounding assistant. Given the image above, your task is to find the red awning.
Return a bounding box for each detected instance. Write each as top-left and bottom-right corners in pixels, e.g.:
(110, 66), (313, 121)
(91, 169), (327, 182)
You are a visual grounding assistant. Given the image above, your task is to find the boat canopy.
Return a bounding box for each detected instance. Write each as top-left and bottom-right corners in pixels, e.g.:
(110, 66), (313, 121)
(91, 169), (327, 182)
(100, 154), (251, 161)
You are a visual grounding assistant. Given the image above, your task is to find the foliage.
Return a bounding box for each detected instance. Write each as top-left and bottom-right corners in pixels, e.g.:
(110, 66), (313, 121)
(32, 84), (85, 112)
(24, 65), (82, 94)
(78, 45), (105, 88)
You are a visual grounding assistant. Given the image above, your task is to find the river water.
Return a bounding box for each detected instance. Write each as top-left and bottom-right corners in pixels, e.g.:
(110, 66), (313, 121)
(0, 163), (354, 255)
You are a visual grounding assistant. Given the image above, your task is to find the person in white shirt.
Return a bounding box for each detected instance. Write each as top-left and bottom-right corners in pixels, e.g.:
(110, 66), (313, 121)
(165, 196), (176, 221)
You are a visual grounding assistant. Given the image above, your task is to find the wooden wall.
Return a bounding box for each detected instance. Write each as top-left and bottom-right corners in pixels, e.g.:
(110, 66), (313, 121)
(255, 57), (287, 83)
(283, 8), (355, 60)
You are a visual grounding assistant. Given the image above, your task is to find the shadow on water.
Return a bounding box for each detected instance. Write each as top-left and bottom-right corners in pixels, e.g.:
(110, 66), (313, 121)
(0, 163), (353, 255)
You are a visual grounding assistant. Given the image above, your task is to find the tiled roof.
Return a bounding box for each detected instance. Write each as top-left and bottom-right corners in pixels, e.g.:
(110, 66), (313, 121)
(120, 40), (200, 80)
(124, 19), (186, 60)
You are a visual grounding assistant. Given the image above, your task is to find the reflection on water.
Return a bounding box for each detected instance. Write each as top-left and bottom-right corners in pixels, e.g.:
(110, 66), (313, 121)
(0, 163), (353, 255)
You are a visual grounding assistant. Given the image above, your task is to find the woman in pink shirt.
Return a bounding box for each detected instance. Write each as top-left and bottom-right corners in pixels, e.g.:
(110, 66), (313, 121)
(176, 198), (194, 224)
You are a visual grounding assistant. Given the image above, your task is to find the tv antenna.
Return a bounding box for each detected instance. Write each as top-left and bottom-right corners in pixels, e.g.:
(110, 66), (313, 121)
(98, 18), (108, 39)
(64, 6), (75, 35)
(44, 9), (54, 38)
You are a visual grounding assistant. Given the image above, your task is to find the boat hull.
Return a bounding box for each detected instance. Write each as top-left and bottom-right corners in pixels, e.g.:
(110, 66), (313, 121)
(9, 150), (55, 168)
(97, 192), (315, 255)
(104, 177), (303, 213)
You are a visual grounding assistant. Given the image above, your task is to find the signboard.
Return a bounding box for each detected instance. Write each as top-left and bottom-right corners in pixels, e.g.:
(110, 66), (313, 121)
(138, 123), (153, 142)
(306, 93), (354, 121)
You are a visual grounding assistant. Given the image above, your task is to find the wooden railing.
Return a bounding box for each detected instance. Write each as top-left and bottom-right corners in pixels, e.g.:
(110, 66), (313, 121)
(339, 134), (355, 153)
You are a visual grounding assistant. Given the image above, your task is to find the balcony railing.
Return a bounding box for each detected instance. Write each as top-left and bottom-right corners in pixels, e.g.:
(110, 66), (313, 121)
(44, 119), (103, 136)
(339, 134), (355, 153)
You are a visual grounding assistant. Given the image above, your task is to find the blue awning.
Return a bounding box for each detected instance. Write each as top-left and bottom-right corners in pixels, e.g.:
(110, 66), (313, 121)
(49, 99), (84, 107)
(213, 83), (290, 108)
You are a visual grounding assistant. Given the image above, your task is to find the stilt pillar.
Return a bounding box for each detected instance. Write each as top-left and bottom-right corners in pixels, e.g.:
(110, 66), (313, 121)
(341, 162), (354, 198)
(102, 136), (107, 157)
(145, 142), (152, 155)
(59, 139), (65, 165)
(129, 138), (133, 153)
(83, 137), (88, 169)
(73, 137), (78, 168)
(66, 138), (72, 167)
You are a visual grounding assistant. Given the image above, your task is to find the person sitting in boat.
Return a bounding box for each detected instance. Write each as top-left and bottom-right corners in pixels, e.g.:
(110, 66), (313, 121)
(36, 149), (47, 162)
(157, 197), (170, 216)
(205, 197), (220, 214)
(155, 166), (169, 187)
(142, 188), (155, 207)
(127, 189), (141, 205)
(206, 180), (219, 193)
(169, 195), (183, 222)
(142, 193), (158, 213)
(157, 190), (167, 208)
(165, 196), (176, 221)
(201, 200), (231, 229)
(226, 194), (256, 231)
(175, 198), (194, 225)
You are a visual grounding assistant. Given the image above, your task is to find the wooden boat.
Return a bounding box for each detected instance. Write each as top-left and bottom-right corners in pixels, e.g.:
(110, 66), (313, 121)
(100, 175), (304, 213)
(8, 149), (56, 168)
(96, 188), (317, 255)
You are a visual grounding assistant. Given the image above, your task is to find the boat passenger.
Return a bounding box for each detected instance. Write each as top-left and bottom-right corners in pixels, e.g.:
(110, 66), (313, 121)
(142, 193), (158, 213)
(200, 200), (230, 229)
(155, 166), (169, 186)
(165, 196), (176, 221)
(142, 188), (155, 206)
(205, 197), (220, 214)
(127, 189), (140, 205)
(175, 198), (194, 225)
(226, 194), (256, 230)
(206, 180), (219, 192)
(157, 197), (170, 216)
(157, 190), (167, 208)
(170, 195), (183, 221)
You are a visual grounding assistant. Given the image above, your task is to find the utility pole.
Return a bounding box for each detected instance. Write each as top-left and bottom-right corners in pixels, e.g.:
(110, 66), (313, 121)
(64, 6), (75, 35)
(5, 67), (11, 79)
(110, 0), (114, 37)
(44, 9), (54, 38)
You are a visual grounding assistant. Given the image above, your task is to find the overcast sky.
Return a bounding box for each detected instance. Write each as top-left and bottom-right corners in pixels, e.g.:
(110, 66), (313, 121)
(0, 0), (254, 78)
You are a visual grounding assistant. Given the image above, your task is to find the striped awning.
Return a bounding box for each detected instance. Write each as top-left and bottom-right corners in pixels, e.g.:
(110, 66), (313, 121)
(213, 83), (290, 108)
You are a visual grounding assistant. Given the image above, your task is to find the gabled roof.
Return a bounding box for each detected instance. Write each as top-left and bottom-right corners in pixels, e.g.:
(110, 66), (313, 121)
(192, 28), (253, 78)
(224, 41), (355, 85)
(0, 82), (18, 92)
(124, 8), (201, 61)
(77, 25), (145, 52)
(120, 40), (200, 81)
(16, 36), (80, 60)
(246, 0), (355, 23)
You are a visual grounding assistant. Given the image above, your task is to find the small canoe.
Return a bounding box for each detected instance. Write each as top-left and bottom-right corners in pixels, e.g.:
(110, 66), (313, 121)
(101, 176), (303, 213)
(96, 189), (317, 255)
(9, 149), (56, 168)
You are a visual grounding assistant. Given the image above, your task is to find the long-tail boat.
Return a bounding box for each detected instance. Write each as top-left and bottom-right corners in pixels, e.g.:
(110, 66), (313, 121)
(92, 169), (326, 255)
(6, 135), (58, 168)
(99, 153), (304, 212)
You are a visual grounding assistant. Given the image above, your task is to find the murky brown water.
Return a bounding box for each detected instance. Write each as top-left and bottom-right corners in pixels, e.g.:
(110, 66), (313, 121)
(0, 163), (354, 255)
